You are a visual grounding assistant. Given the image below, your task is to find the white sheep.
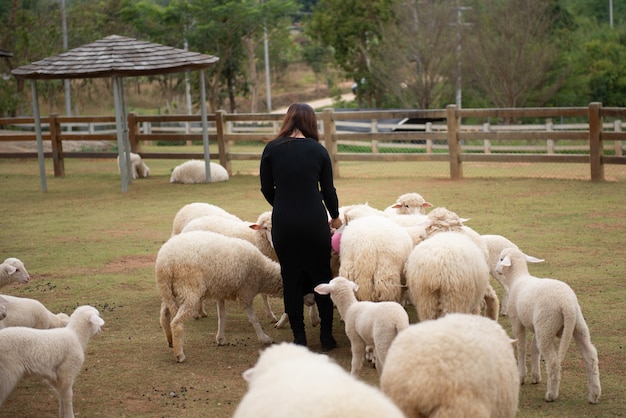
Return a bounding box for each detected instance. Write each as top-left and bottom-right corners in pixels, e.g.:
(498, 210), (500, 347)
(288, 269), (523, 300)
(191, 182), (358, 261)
(170, 202), (242, 236)
(314, 276), (409, 376)
(404, 231), (492, 321)
(0, 295), (70, 329)
(0, 305), (105, 418)
(380, 313), (519, 418)
(337, 215), (413, 303)
(117, 152), (149, 179)
(480, 234), (520, 315)
(170, 159), (229, 184)
(233, 342), (406, 418)
(495, 247), (601, 403)
(338, 203), (385, 223)
(384, 192), (432, 215)
(156, 230), (283, 362)
(0, 257), (30, 289)
(0, 295), (8, 320)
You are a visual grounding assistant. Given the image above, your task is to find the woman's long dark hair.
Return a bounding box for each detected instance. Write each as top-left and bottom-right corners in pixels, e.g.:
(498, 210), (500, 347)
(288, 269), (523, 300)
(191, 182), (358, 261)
(272, 103), (319, 141)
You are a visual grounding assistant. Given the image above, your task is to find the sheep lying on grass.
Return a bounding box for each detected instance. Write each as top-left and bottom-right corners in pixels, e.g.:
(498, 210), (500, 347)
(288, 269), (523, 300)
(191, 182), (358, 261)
(156, 230), (283, 362)
(315, 277), (409, 376)
(496, 247), (601, 403)
(0, 295), (69, 329)
(170, 160), (229, 184)
(0, 295), (8, 320)
(233, 343), (406, 418)
(170, 202), (242, 236)
(0, 305), (105, 418)
(380, 313), (519, 418)
(0, 257), (30, 289)
(116, 152), (149, 179)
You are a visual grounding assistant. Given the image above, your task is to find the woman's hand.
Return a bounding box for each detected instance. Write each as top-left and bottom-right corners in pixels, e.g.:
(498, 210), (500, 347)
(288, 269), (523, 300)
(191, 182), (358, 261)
(329, 217), (342, 231)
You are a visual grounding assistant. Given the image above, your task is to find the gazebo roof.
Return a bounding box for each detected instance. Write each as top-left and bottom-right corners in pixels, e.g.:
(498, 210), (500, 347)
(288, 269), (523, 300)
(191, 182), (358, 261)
(11, 34), (219, 80)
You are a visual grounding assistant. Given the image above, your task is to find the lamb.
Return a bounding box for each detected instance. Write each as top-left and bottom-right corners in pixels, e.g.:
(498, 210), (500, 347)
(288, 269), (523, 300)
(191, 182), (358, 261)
(337, 215), (413, 303)
(0, 305), (105, 418)
(170, 202), (242, 236)
(315, 276), (409, 376)
(380, 313), (519, 418)
(233, 342), (406, 418)
(404, 231), (493, 321)
(156, 230), (283, 362)
(495, 247), (601, 403)
(0, 257), (30, 289)
(170, 159), (229, 184)
(480, 234), (520, 315)
(384, 192), (432, 215)
(0, 295), (8, 320)
(0, 295), (70, 329)
(117, 152), (149, 179)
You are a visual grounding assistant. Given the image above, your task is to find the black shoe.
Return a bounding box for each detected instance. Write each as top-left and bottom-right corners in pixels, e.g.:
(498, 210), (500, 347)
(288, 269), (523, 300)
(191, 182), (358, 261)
(320, 335), (337, 352)
(293, 332), (307, 347)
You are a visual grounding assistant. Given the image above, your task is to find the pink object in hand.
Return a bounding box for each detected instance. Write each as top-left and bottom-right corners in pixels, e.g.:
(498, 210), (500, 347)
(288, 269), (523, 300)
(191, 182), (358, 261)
(331, 232), (341, 253)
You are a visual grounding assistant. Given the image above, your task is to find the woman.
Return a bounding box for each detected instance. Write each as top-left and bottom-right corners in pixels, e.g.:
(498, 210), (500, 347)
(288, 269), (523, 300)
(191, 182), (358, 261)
(260, 103), (342, 351)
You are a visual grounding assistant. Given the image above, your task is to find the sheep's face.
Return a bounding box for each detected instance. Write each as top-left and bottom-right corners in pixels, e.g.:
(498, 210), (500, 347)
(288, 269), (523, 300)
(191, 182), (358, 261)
(2, 258), (30, 284)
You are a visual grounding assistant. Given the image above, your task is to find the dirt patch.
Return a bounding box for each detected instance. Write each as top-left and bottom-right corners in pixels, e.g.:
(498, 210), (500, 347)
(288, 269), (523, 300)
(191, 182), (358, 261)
(101, 254), (156, 274)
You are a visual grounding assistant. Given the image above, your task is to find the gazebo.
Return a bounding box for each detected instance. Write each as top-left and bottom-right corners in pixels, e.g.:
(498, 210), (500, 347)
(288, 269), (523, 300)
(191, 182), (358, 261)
(11, 35), (219, 192)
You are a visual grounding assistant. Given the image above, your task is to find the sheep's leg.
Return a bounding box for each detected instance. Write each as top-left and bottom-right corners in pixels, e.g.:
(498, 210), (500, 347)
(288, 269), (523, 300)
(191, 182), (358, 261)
(274, 312), (289, 329)
(535, 330), (560, 402)
(260, 294), (278, 322)
(159, 302), (173, 347)
(308, 301), (320, 327)
(349, 338), (366, 377)
(530, 334), (542, 384)
(49, 365), (77, 418)
(216, 299), (228, 346)
(483, 284), (499, 321)
(56, 383), (74, 418)
(243, 303), (273, 345)
(573, 318), (601, 404)
(512, 322), (527, 384)
(170, 304), (193, 363)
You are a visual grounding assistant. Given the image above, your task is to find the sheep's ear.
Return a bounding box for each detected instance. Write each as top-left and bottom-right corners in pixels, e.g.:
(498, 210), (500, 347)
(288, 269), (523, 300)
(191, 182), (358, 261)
(314, 283), (331, 295)
(391, 203), (402, 209)
(242, 367), (255, 382)
(249, 223), (261, 230)
(350, 282), (359, 292)
(90, 314), (105, 327)
(525, 255), (544, 263)
(460, 217), (471, 223)
(500, 255), (512, 267)
(4, 265), (16, 275)
(422, 202), (433, 208)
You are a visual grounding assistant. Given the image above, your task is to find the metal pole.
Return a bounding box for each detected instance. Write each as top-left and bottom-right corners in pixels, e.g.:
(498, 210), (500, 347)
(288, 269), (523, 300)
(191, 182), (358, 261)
(61, 0), (71, 116)
(455, 0), (462, 108)
(200, 70), (212, 182)
(31, 81), (47, 192)
(610, 0), (614, 28)
(264, 24), (272, 112)
(113, 76), (128, 192)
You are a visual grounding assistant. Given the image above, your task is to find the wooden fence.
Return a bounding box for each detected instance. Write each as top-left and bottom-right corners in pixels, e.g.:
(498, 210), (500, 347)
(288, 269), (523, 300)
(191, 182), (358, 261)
(1, 102), (625, 181)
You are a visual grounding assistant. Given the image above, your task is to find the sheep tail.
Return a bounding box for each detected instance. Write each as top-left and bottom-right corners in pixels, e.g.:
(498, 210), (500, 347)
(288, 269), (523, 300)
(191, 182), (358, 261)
(156, 266), (179, 316)
(558, 304), (577, 362)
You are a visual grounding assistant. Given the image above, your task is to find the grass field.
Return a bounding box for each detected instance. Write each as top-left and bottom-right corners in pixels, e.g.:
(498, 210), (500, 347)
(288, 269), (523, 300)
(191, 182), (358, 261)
(0, 157), (625, 417)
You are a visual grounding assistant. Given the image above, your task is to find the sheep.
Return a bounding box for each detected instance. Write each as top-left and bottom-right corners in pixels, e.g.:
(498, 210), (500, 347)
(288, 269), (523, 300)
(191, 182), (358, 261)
(170, 159), (229, 184)
(495, 247), (601, 403)
(0, 305), (105, 418)
(117, 152), (149, 179)
(170, 202), (242, 236)
(0, 257), (30, 289)
(337, 215), (413, 303)
(156, 230), (283, 362)
(404, 231), (492, 321)
(480, 234), (520, 315)
(0, 295), (70, 329)
(315, 276), (409, 376)
(338, 203), (385, 223)
(0, 295), (8, 320)
(233, 342), (406, 418)
(274, 292), (320, 329)
(384, 192), (432, 215)
(380, 313), (519, 418)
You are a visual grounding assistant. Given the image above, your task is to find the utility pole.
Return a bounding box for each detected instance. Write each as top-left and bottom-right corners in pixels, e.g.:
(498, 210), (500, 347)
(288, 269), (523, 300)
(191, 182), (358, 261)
(610, 0), (614, 28)
(61, 0), (71, 116)
(455, 0), (471, 108)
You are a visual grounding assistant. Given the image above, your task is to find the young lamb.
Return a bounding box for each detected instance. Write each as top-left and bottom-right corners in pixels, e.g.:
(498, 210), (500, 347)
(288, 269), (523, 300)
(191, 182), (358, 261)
(380, 313), (519, 418)
(156, 230), (283, 363)
(404, 231), (493, 321)
(495, 247), (601, 404)
(0, 295), (70, 329)
(116, 151), (150, 179)
(233, 342), (406, 418)
(170, 202), (242, 236)
(480, 233), (520, 316)
(315, 276), (409, 376)
(337, 215), (413, 303)
(383, 192), (432, 215)
(0, 305), (105, 418)
(0, 257), (30, 289)
(170, 159), (229, 184)
(0, 295), (8, 320)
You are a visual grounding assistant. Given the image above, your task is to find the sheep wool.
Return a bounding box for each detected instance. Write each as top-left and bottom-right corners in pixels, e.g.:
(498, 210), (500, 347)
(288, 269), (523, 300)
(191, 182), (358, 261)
(380, 313), (519, 418)
(496, 247), (601, 404)
(0, 295), (69, 329)
(480, 234), (520, 316)
(170, 159), (228, 184)
(116, 152), (149, 179)
(170, 202), (242, 236)
(233, 343), (406, 418)
(0, 257), (30, 289)
(156, 230), (283, 363)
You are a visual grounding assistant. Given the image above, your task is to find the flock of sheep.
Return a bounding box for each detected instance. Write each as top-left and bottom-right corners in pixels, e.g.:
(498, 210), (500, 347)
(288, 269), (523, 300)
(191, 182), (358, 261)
(0, 190), (602, 417)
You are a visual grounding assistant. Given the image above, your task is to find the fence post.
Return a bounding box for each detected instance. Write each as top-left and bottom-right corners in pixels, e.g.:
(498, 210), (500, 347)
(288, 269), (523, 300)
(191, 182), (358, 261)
(215, 110), (231, 175)
(322, 108), (339, 178)
(546, 118), (554, 154)
(49, 113), (65, 177)
(426, 122), (433, 153)
(482, 122), (491, 154)
(128, 113), (139, 153)
(614, 120), (623, 156)
(447, 104), (462, 180)
(588, 102), (604, 182)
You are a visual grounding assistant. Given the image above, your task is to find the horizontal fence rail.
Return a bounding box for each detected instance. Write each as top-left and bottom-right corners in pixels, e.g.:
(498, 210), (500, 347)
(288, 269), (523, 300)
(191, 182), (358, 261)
(1, 103), (625, 181)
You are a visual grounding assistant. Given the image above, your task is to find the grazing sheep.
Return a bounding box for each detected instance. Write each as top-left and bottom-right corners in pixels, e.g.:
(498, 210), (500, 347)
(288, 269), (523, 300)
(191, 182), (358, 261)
(480, 234), (520, 315)
(380, 313), (519, 418)
(0, 257), (30, 289)
(171, 202), (242, 236)
(496, 247), (601, 403)
(170, 160), (229, 184)
(338, 215), (413, 303)
(156, 230), (283, 362)
(315, 277), (409, 376)
(117, 152), (149, 179)
(233, 342), (406, 418)
(404, 231), (492, 321)
(0, 305), (105, 418)
(384, 192), (432, 215)
(0, 295), (69, 329)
